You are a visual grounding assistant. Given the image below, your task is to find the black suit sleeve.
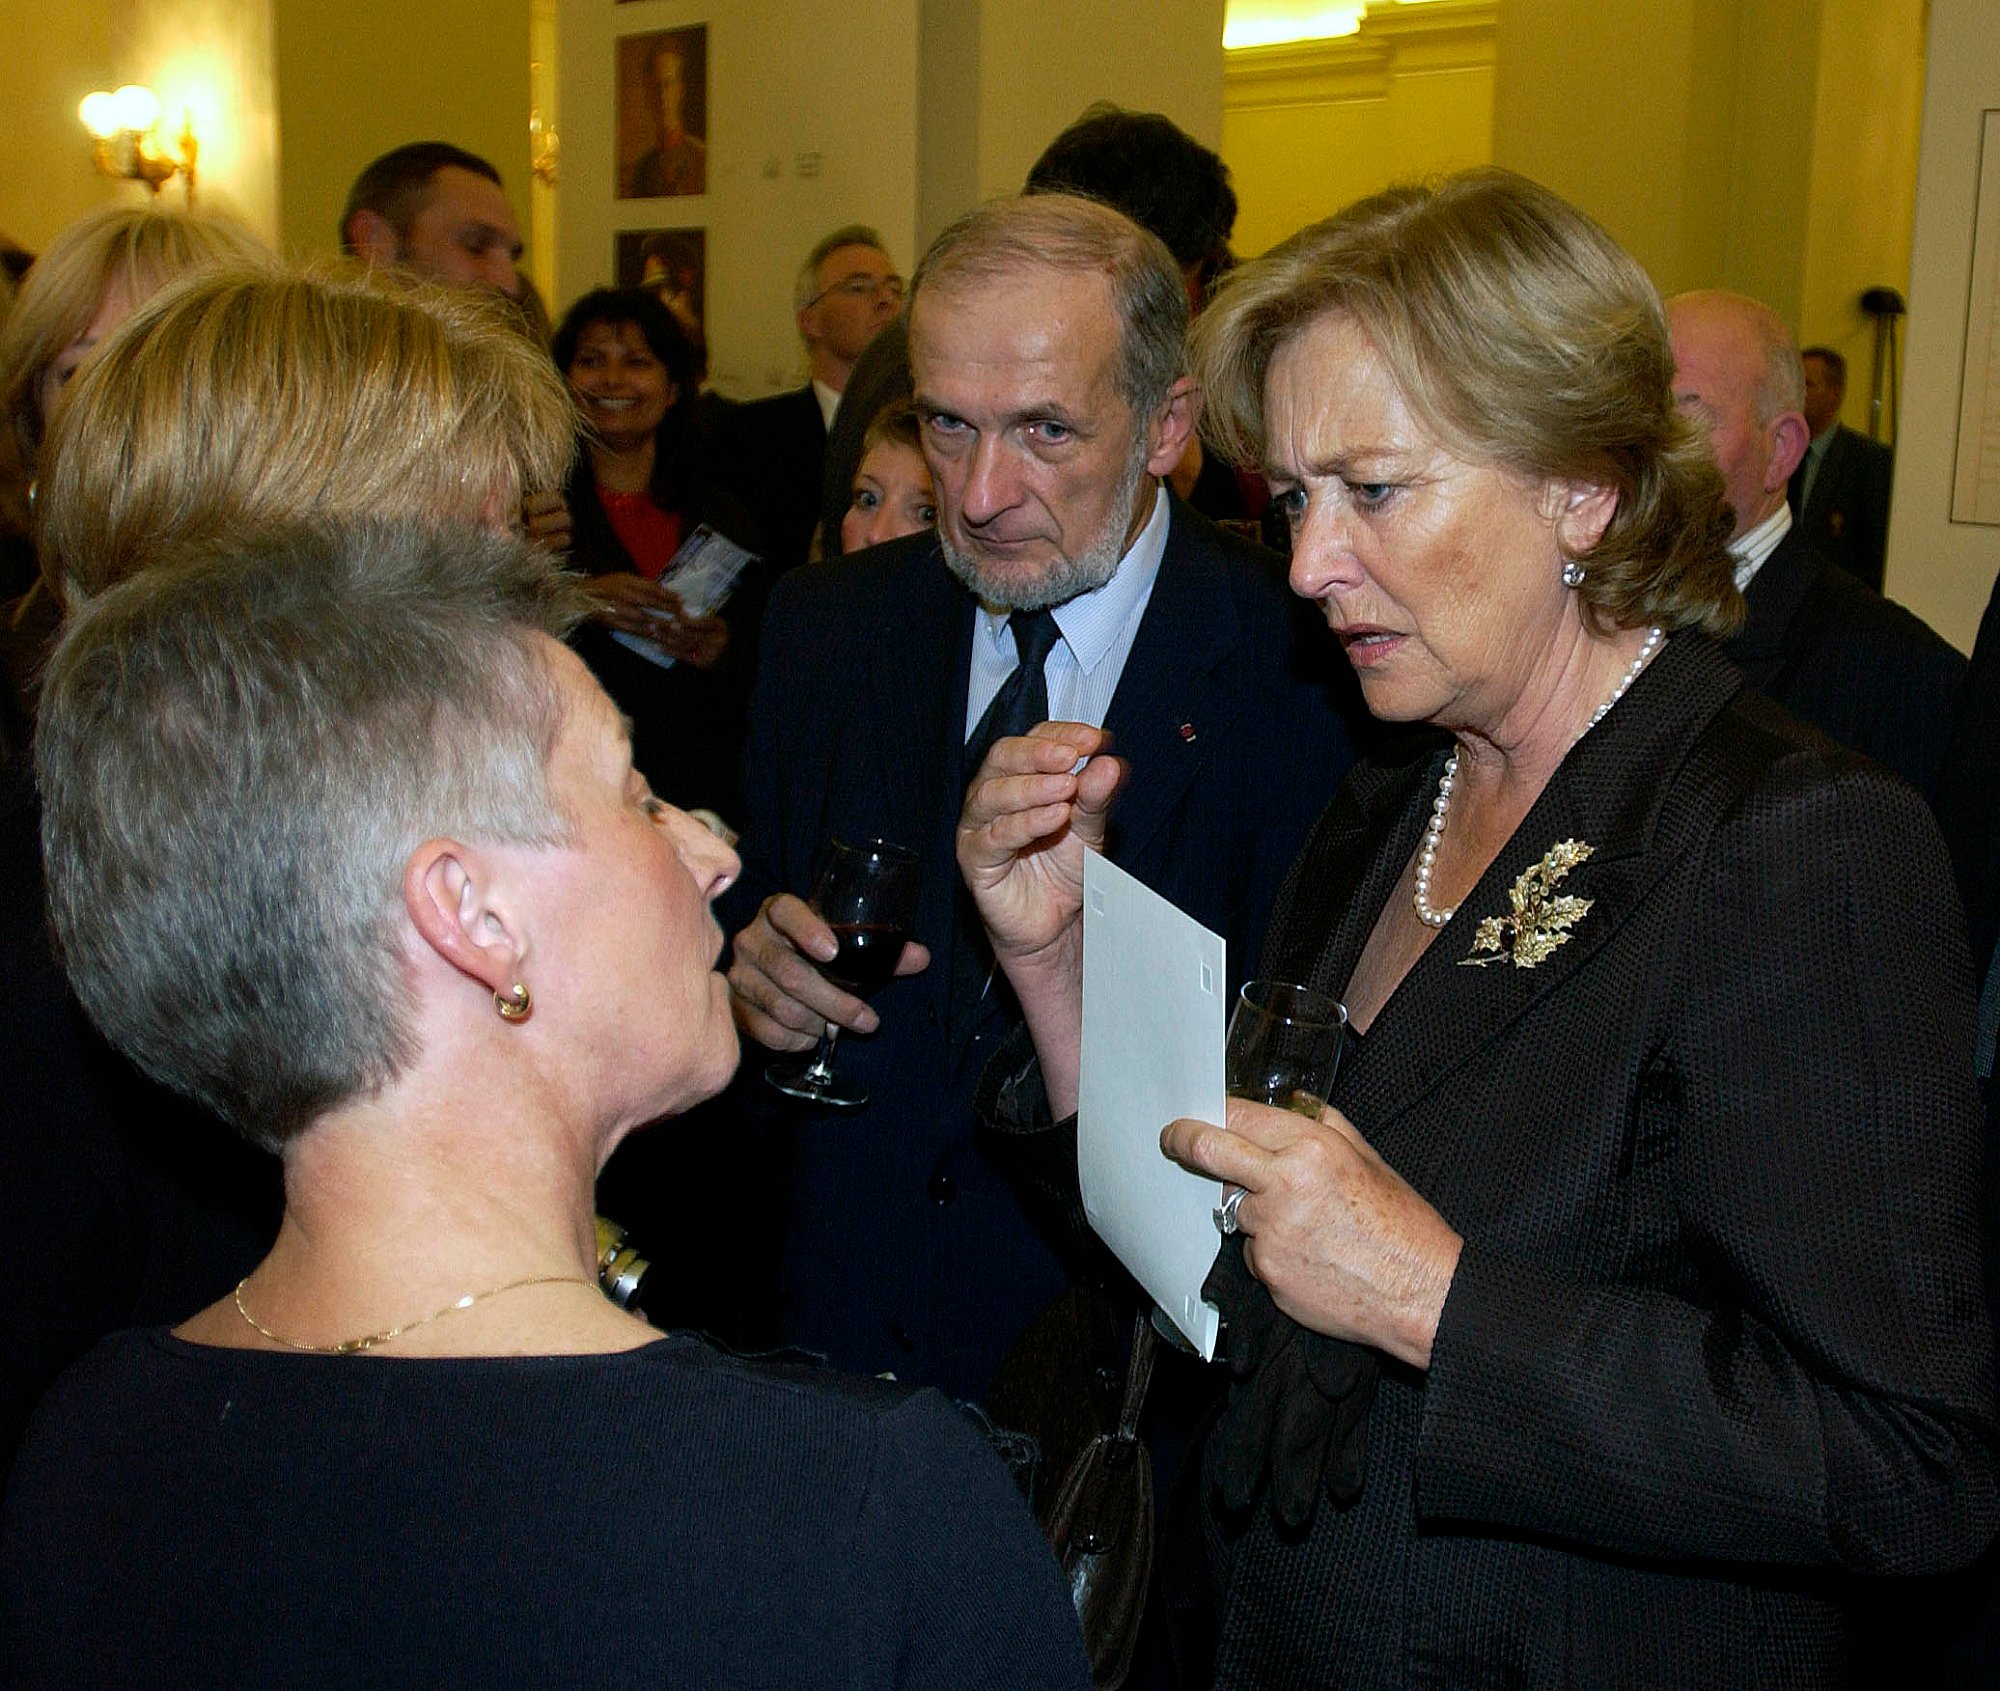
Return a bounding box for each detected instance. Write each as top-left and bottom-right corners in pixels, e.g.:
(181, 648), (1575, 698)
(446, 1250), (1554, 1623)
(1936, 573), (2000, 968)
(1417, 756), (1999, 1574)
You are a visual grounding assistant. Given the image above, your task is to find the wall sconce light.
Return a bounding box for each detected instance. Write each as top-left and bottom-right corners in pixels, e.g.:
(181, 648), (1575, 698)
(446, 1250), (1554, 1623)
(79, 85), (197, 203)
(529, 106), (560, 187)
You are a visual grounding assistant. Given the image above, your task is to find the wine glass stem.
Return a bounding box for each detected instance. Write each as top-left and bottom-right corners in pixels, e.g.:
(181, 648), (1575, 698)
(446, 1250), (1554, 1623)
(802, 1022), (841, 1085)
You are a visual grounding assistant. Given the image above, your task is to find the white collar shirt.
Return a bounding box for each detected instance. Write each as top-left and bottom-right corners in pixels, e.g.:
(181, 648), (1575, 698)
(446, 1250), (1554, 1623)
(963, 484), (1171, 740)
(1729, 501), (1793, 593)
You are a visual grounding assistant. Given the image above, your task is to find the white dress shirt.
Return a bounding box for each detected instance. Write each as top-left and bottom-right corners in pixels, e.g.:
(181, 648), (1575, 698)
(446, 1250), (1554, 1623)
(1728, 501), (1793, 593)
(812, 379), (841, 431)
(962, 485), (1171, 740)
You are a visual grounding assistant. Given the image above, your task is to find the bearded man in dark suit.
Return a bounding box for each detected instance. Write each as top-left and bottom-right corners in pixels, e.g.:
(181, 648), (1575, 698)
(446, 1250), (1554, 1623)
(1667, 291), (1964, 799)
(723, 193), (1361, 1401)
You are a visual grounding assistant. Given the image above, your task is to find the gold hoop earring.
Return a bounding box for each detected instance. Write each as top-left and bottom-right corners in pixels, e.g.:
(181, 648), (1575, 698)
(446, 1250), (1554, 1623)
(495, 982), (532, 1022)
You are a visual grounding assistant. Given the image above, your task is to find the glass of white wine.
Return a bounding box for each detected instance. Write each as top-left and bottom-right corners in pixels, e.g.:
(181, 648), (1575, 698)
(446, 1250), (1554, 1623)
(1224, 979), (1348, 1118)
(1161, 980), (1351, 1349)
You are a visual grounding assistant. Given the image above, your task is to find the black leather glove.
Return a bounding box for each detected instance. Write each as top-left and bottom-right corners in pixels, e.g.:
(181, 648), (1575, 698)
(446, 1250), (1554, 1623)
(1202, 1234), (1377, 1533)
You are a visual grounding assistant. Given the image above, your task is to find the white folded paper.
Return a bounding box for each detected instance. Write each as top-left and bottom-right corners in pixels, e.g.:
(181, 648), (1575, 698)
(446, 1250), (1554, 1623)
(610, 522), (757, 671)
(1078, 847), (1226, 1358)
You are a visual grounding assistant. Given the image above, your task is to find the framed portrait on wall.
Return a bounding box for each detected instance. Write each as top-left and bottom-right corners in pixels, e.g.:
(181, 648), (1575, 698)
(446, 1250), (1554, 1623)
(616, 26), (708, 199)
(616, 227), (706, 338)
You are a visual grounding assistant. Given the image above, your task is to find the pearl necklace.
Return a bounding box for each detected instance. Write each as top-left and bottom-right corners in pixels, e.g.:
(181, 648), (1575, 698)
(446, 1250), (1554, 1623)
(1412, 626), (1665, 929)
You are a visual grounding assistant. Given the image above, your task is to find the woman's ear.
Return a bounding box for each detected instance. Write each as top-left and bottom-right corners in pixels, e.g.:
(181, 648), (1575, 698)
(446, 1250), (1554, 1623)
(1544, 479), (1619, 557)
(402, 839), (527, 1000)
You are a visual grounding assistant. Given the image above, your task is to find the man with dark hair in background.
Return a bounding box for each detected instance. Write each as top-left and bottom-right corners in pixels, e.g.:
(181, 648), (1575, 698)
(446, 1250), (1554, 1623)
(340, 142), (523, 300)
(1791, 343), (1894, 592)
(342, 146), (565, 549)
(1024, 102), (1238, 304)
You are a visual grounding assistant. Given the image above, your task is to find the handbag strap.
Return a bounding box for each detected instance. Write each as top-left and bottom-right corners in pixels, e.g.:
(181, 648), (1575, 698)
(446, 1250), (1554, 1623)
(1117, 1309), (1159, 1440)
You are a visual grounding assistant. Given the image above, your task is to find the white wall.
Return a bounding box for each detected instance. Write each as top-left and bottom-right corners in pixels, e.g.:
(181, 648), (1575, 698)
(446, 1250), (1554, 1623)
(558, 0), (922, 398)
(555, 0), (1224, 400)
(1886, 0), (2000, 650)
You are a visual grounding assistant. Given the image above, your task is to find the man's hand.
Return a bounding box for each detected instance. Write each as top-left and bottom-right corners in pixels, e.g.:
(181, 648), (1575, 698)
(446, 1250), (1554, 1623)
(955, 721), (1124, 1118)
(956, 721), (1124, 970)
(728, 892), (930, 1053)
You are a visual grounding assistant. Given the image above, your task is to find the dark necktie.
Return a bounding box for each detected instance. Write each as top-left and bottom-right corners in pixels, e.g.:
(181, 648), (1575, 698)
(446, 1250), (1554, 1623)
(962, 609), (1061, 787)
(951, 608), (1062, 1041)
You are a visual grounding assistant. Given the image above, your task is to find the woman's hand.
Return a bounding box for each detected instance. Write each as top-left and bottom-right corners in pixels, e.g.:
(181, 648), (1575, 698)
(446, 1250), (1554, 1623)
(586, 575), (730, 667)
(1163, 1097), (1463, 1371)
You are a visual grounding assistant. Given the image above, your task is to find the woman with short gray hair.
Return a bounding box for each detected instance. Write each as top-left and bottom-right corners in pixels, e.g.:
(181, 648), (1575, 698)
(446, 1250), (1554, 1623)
(0, 262), (578, 1481)
(0, 519), (1089, 1687)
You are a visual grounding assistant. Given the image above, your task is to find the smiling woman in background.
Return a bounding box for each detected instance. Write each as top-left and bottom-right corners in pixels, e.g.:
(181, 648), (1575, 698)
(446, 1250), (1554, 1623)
(554, 286), (763, 818)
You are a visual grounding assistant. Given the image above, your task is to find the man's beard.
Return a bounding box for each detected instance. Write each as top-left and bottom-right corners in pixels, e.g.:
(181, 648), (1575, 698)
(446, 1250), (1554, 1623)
(939, 441), (1151, 612)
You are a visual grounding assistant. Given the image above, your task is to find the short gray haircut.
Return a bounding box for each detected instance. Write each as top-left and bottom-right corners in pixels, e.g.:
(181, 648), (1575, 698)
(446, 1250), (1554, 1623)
(909, 192), (1188, 419)
(37, 520), (591, 1152)
(794, 224), (890, 311)
(1668, 288), (1805, 424)
(1754, 320), (1807, 424)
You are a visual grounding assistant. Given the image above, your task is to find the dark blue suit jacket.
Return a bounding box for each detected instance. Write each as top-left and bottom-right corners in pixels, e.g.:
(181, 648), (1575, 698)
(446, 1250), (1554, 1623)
(1726, 523), (1965, 800)
(723, 499), (1363, 1398)
(712, 384), (825, 577)
(1789, 423), (1893, 592)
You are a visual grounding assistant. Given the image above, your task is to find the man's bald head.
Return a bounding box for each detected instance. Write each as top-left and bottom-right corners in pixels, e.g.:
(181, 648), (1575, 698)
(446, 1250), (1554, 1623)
(1665, 289), (1809, 537)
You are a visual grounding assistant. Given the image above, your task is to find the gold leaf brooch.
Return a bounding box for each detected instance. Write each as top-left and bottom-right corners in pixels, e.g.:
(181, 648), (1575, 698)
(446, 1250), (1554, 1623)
(1461, 839), (1595, 968)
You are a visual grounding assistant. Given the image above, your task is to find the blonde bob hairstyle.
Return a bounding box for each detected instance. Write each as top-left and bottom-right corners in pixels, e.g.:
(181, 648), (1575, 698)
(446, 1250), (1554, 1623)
(0, 202), (270, 536)
(36, 262), (576, 602)
(1191, 169), (1741, 639)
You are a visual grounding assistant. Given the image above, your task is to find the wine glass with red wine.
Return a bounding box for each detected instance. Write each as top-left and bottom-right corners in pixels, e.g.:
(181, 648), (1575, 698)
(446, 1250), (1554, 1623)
(765, 838), (922, 1110)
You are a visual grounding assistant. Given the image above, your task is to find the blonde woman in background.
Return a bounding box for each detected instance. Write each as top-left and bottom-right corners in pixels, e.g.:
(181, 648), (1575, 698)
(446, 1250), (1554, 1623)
(0, 204), (268, 738)
(0, 263), (575, 1483)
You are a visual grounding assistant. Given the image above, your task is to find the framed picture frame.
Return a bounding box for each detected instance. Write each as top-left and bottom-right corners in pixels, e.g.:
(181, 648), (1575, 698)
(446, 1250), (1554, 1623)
(616, 25), (709, 199)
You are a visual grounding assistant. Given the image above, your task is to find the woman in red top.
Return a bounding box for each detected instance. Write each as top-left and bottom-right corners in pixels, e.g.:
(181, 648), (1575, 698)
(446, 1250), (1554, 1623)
(554, 288), (761, 820)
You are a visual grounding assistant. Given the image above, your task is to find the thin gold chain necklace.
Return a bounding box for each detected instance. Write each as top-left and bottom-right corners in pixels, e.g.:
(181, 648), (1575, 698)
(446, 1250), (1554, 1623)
(232, 1273), (596, 1356)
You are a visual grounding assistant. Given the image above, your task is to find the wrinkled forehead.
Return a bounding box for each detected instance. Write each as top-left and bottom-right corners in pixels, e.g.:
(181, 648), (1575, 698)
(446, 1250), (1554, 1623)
(911, 264), (1117, 370)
